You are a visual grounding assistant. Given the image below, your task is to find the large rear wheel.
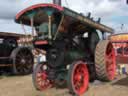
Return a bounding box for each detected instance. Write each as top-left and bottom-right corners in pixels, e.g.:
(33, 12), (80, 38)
(95, 40), (116, 81)
(67, 61), (89, 95)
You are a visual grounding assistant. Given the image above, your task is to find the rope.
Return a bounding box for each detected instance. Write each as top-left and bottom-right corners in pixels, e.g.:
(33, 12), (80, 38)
(53, 15), (65, 40)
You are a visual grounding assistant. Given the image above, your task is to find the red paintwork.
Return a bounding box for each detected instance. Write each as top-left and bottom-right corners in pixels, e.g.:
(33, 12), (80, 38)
(35, 40), (48, 45)
(72, 62), (89, 95)
(106, 45), (116, 80)
(110, 33), (128, 64)
(16, 3), (64, 20)
(111, 42), (128, 64)
(111, 40), (128, 43)
(36, 64), (52, 90)
(116, 55), (128, 64)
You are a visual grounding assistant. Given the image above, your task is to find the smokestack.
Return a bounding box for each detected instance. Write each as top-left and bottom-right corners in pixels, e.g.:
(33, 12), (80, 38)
(53, 0), (61, 6)
(87, 12), (91, 18)
(97, 18), (101, 23)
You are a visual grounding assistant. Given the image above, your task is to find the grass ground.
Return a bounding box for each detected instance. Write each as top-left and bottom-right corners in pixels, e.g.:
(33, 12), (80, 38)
(0, 74), (128, 96)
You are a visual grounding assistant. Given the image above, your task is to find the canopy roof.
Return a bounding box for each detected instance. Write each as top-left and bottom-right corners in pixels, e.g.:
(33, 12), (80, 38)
(15, 3), (114, 33)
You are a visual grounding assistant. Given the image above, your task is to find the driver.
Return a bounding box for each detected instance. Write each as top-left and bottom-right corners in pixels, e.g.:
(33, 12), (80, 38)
(37, 16), (57, 38)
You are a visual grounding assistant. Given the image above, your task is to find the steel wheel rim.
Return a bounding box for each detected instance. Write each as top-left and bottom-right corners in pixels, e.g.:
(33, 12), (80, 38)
(15, 49), (33, 73)
(106, 43), (116, 80)
(35, 64), (52, 90)
(72, 63), (89, 95)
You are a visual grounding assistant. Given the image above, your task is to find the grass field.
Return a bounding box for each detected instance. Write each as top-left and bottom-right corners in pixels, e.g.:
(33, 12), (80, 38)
(0, 74), (128, 96)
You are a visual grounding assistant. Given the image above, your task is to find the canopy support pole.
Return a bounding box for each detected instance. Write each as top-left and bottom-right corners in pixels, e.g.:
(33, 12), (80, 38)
(30, 17), (34, 37)
(53, 15), (64, 40)
(53, 0), (61, 6)
(48, 15), (52, 39)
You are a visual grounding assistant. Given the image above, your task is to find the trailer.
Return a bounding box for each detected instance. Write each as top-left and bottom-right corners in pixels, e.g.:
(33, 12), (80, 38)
(109, 33), (128, 64)
(15, 3), (116, 95)
(0, 32), (34, 75)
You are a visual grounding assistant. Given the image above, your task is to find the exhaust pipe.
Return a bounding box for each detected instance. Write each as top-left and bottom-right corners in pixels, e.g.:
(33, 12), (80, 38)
(53, 0), (61, 6)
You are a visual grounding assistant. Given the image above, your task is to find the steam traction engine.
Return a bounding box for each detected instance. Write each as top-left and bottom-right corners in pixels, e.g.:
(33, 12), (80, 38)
(15, 3), (116, 95)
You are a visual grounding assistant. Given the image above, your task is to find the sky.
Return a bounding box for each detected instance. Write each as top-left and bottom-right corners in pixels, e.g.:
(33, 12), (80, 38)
(0, 0), (128, 34)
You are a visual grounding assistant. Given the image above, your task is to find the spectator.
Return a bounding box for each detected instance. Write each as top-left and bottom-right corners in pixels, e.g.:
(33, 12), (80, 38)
(124, 43), (128, 55)
(117, 46), (123, 55)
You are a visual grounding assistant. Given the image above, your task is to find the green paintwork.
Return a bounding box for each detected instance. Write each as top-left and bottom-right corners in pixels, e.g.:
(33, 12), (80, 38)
(66, 49), (85, 62)
(46, 10), (53, 16)
(26, 11), (37, 18)
(0, 38), (17, 57)
(37, 22), (57, 39)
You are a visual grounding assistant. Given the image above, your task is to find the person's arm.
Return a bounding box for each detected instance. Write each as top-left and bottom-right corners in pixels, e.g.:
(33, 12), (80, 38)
(117, 47), (123, 54)
(39, 23), (48, 33)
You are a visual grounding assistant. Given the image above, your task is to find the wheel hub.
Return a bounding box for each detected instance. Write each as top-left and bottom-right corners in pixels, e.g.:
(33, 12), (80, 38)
(21, 59), (26, 64)
(75, 74), (82, 82)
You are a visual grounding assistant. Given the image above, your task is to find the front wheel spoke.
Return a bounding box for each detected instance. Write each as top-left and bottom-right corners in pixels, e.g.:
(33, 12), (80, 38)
(34, 65), (52, 90)
(37, 77), (42, 82)
(37, 81), (41, 86)
(37, 73), (42, 77)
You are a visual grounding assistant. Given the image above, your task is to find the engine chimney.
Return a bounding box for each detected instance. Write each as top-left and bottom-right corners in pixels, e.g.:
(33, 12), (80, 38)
(53, 0), (61, 6)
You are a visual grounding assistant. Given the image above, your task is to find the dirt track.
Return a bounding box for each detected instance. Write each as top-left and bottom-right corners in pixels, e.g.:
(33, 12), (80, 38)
(0, 75), (128, 96)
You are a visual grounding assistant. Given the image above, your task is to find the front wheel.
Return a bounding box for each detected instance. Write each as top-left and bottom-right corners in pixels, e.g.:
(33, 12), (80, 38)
(32, 64), (52, 91)
(67, 61), (89, 95)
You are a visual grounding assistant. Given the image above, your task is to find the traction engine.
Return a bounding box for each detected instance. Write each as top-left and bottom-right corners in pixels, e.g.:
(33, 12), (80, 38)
(15, 2), (116, 95)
